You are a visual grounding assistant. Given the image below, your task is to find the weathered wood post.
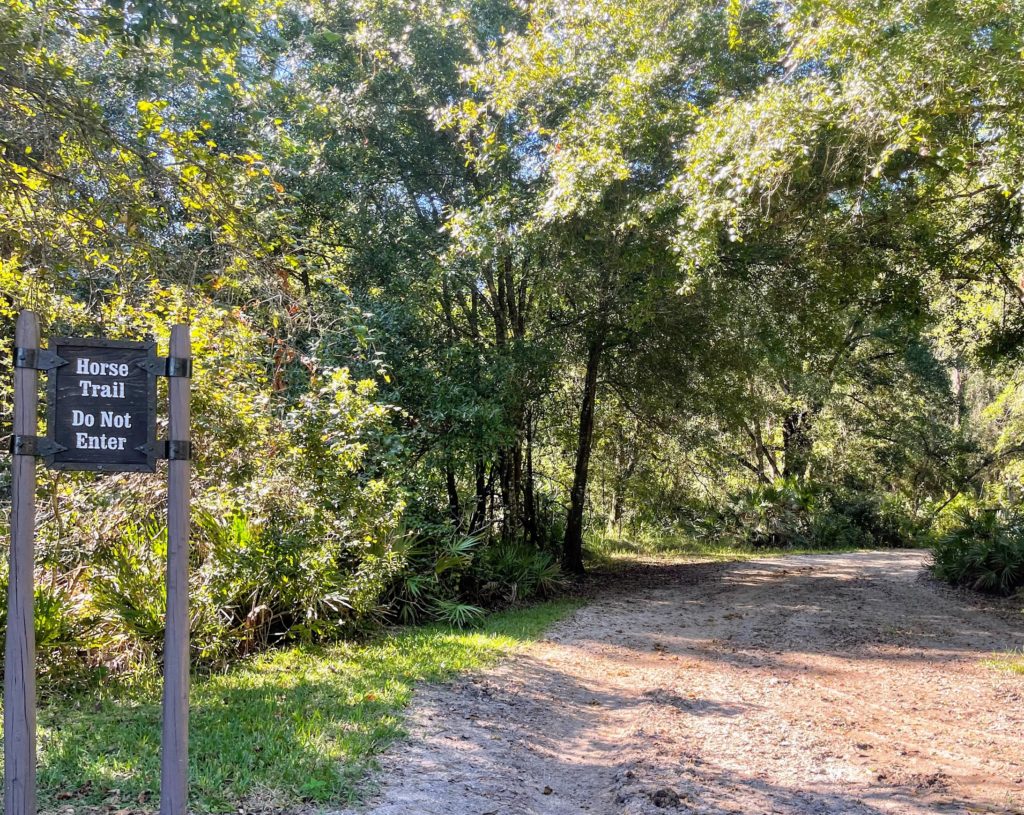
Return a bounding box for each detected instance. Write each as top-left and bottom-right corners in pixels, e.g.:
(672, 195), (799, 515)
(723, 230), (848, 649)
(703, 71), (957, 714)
(161, 324), (191, 815)
(6, 310), (39, 815)
(6, 318), (194, 812)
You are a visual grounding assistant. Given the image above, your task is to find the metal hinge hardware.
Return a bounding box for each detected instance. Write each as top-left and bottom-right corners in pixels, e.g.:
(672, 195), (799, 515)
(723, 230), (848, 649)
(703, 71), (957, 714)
(10, 435), (68, 457)
(135, 440), (192, 460)
(135, 357), (193, 378)
(13, 347), (68, 371)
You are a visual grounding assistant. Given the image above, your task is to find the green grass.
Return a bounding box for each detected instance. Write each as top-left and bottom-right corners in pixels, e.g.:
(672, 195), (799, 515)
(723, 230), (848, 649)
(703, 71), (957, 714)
(985, 650), (1024, 675)
(584, 530), (920, 568)
(2, 599), (578, 813)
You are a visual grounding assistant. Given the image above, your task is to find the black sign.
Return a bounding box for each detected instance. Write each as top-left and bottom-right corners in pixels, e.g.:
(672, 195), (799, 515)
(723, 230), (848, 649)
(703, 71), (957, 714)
(46, 338), (158, 472)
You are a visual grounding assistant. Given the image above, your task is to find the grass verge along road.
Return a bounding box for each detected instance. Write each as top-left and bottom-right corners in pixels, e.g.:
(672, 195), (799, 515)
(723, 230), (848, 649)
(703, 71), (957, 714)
(3, 600), (577, 813)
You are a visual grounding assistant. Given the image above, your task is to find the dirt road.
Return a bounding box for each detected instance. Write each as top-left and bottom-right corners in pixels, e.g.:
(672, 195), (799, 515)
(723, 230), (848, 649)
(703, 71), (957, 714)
(338, 552), (1024, 815)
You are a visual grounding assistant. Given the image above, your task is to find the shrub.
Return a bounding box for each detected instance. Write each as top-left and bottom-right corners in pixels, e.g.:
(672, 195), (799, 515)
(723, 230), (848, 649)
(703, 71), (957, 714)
(715, 479), (914, 550)
(91, 521), (168, 646)
(15, 327), (408, 683)
(0, 568), (90, 681)
(35, 583), (92, 678)
(388, 530), (485, 626)
(474, 542), (564, 606)
(199, 511), (345, 645)
(84, 508), (408, 672)
(197, 508), (403, 652)
(387, 528), (565, 626)
(932, 506), (1024, 595)
(719, 478), (818, 549)
(824, 492), (910, 548)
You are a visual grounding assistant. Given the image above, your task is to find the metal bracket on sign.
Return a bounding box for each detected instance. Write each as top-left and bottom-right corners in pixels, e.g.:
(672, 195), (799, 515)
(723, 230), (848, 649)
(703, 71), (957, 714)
(136, 356), (193, 378)
(13, 347), (68, 371)
(166, 440), (191, 460)
(10, 435), (68, 457)
(166, 357), (192, 378)
(135, 440), (192, 460)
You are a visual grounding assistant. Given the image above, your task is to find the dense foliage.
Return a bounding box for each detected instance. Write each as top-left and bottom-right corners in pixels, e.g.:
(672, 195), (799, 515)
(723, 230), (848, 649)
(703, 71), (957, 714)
(933, 503), (1024, 595)
(3, 0), (1024, 679)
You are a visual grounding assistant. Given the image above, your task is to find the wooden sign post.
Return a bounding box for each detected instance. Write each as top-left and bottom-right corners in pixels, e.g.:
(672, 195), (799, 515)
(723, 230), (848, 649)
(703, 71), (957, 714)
(6, 311), (192, 815)
(6, 311), (40, 815)
(162, 325), (191, 815)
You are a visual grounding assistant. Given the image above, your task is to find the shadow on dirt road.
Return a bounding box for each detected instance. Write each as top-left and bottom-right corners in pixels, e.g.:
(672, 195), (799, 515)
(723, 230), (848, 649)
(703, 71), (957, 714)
(335, 552), (1024, 815)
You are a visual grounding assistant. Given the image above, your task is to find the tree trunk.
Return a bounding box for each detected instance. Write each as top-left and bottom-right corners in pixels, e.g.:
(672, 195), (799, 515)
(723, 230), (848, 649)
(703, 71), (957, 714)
(564, 338), (602, 575)
(445, 463), (462, 530)
(511, 442), (524, 540)
(470, 458), (487, 533)
(497, 446), (521, 542)
(782, 407), (816, 481)
(611, 481), (626, 526)
(607, 435), (637, 533)
(523, 411), (538, 545)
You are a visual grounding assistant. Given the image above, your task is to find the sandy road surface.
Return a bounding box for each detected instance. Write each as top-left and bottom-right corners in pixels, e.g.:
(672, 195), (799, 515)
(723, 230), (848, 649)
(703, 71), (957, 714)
(337, 552), (1024, 815)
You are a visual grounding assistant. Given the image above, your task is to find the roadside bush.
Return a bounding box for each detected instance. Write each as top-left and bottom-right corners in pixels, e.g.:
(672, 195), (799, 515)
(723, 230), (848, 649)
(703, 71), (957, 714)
(90, 519), (220, 673)
(388, 529), (485, 626)
(825, 492), (908, 547)
(76, 507), (409, 673)
(0, 556), (90, 680)
(474, 542), (564, 606)
(34, 583), (91, 678)
(721, 479), (817, 548)
(91, 521), (168, 647)
(932, 505), (1024, 595)
(14, 350), (411, 682)
(199, 509), (362, 649)
(387, 528), (565, 627)
(715, 479), (914, 550)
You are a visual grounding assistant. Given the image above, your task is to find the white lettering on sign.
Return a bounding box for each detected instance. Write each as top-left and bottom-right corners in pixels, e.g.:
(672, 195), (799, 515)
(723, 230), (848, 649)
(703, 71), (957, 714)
(78, 380), (126, 399)
(71, 409), (95, 427)
(75, 432), (129, 450)
(51, 341), (155, 471)
(100, 411), (132, 429)
(75, 357), (131, 377)
(64, 353), (142, 457)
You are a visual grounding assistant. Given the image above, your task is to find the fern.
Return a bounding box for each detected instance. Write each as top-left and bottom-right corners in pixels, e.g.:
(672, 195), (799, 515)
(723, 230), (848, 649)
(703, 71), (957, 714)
(933, 506), (1024, 596)
(432, 599), (486, 628)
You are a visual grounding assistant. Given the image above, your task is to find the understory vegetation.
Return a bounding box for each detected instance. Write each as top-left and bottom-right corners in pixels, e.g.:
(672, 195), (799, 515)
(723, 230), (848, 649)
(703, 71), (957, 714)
(4, 600), (576, 810)
(986, 651), (1024, 675)
(932, 505), (1024, 596)
(3, 0), (1024, 696)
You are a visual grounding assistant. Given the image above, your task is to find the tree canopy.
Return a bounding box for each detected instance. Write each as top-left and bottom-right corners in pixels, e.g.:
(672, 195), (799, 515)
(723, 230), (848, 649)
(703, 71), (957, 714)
(3, 0), (1024, 685)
